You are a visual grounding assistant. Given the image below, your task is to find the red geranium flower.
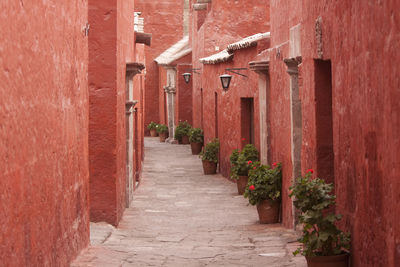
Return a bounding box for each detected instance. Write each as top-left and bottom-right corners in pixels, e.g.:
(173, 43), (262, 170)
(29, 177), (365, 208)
(247, 160), (252, 165)
(272, 162), (278, 167)
(241, 138), (246, 141)
(253, 166), (257, 170)
(306, 169), (314, 174)
(249, 185), (255, 191)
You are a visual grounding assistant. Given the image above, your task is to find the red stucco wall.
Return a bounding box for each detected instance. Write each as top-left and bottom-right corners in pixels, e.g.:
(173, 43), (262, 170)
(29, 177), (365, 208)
(176, 63), (193, 125)
(89, 0), (135, 226)
(192, 0), (270, 131)
(136, 0), (185, 134)
(0, 1), (89, 265)
(266, 0), (400, 265)
(200, 48), (261, 178)
(300, 2), (400, 266)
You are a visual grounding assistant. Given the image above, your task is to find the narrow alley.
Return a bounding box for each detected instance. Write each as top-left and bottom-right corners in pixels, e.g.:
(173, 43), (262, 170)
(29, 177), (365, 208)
(72, 138), (306, 267)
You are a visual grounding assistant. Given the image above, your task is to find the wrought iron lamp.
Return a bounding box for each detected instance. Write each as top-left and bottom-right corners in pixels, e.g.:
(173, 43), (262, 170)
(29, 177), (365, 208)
(219, 68), (248, 90)
(182, 68), (201, 84)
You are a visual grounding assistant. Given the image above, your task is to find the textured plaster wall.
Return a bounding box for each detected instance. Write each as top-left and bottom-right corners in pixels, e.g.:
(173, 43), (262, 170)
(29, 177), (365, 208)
(0, 0), (89, 265)
(89, 0), (135, 226)
(201, 48), (261, 178)
(300, 1), (400, 266)
(135, 0), (185, 134)
(176, 63), (193, 125)
(269, 0), (400, 265)
(158, 66), (168, 125)
(192, 0), (270, 130)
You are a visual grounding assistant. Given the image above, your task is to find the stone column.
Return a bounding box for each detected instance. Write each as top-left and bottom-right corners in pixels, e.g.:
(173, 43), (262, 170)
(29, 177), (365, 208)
(249, 61), (270, 165)
(164, 85), (177, 143)
(284, 56), (302, 229)
(164, 67), (178, 143)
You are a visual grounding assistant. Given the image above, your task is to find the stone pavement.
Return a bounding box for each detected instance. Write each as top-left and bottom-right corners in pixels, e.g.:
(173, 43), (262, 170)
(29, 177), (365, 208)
(72, 137), (307, 267)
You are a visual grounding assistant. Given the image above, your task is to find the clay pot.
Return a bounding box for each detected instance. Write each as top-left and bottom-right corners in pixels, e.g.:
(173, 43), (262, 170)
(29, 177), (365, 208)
(181, 135), (190, 144)
(202, 160), (217, 175)
(150, 129), (158, 137)
(256, 199), (280, 224)
(237, 175), (248, 195)
(159, 132), (168, 142)
(306, 253), (350, 267)
(190, 142), (203, 155)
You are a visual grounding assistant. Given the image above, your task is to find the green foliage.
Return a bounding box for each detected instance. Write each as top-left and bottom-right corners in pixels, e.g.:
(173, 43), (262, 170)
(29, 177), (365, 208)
(289, 172), (351, 257)
(199, 138), (219, 163)
(156, 124), (168, 134)
(189, 128), (204, 143)
(174, 121), (192, 141)
(147, 121), (158, 130)
(230, 144), (259, 180)
(244, 163), (282, 205)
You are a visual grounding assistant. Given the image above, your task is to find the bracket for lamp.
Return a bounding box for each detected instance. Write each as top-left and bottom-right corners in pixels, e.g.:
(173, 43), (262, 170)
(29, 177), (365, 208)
(185, 68), (201, 74)
(225, 68), (248, 77)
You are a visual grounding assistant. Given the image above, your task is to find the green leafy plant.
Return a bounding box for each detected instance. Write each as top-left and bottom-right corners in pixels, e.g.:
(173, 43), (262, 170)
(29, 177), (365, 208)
(289, 170), (351, 257)
(147, 121), (158, 130)
(244, 162), (282, 205)
(156, 124), (168, 134)
(230, 144), (259, 180)
(189, 128), (204, 143)
(199, 138), (219, 163)
(174, 120), (192, 141)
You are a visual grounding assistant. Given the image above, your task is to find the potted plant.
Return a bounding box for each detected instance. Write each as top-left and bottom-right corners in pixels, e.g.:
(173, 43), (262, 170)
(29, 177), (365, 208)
(174, 121), (191, 144)
(189, 128), (204, 155)
(147, 121), (158, 137)
(229, 144), (259, 195)
(156, 124), (169, 142)
(244, 162), (282, 224)
(289, 170), (351, 267)
(199, 138), (219, 175)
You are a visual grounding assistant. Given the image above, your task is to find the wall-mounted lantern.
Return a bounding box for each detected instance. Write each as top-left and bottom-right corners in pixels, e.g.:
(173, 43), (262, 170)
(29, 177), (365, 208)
(219, 68), (248, 90)
(182, 68), (201, 84)
(219, 74), (232, 90)
(182, 73), (192, 84)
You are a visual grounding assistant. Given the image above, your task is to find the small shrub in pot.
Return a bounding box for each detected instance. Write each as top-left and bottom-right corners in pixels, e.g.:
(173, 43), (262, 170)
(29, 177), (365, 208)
(289, 170), (351, 267)
(230, 144), (259, 194)
(147, 121), (158, 137)
(199, 138), (219, 174)
(156, 124), (168, 142)
(174, 120), (191, 144)
(244, 162), (282, 223)
(189, 128), (204, 155)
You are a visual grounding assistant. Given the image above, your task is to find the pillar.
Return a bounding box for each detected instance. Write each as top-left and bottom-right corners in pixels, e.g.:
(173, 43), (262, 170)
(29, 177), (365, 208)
(249, 61), (270, 165)
(284, 56), (302, 228)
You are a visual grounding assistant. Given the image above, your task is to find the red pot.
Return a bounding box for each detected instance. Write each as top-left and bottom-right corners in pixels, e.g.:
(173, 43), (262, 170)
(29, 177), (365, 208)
(305, 253), (350, 267)
(181, 135), (190, 144)
(237, 176), (248, 195)
(159, 132), (168, 142)
(202, 160), (217, 175)
(190, 142), (203, 155)
(150, 129), (158, 137)
(256, 199), (280, 224)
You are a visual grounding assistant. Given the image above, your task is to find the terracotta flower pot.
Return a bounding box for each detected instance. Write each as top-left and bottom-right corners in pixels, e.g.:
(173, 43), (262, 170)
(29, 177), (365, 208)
(237, 175), (248, 195)
(150, 129), (158, 137)
(190, 142), (203, 155)
(306, 253), (349, 267)
(202, 160), (217, 175)
(181, 135), (190, 144)
(159, 132), (168, 142)
(256, 199), (280, 224)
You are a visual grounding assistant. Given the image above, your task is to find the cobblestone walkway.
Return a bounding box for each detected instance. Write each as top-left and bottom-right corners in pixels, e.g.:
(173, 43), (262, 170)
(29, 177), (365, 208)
(72, 138), (307, 267)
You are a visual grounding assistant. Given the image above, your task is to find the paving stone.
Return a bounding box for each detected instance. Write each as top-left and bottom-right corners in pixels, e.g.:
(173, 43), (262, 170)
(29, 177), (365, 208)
(72, 137), (307, 266)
